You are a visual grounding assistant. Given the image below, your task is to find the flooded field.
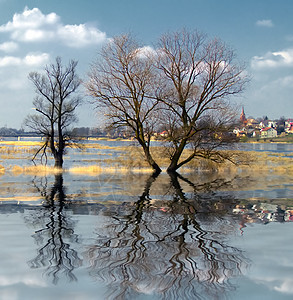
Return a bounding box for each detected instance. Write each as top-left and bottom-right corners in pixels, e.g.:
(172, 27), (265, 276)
(0, 139), (293, 299)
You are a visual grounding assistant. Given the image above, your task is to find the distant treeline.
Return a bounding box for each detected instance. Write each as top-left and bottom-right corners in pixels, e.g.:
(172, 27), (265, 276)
(0, 126), (127, 138)
(0, 127), (26, 137)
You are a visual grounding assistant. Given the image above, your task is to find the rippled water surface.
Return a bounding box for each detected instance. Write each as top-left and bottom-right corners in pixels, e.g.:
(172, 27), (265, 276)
(0, 140), (293, 300)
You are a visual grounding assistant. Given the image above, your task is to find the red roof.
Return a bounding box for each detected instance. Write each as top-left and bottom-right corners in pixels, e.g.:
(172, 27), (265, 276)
(261, 127), (275, 131)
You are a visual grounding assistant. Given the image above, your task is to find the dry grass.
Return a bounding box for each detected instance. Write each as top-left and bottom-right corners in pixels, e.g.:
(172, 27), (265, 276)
(0, 141), (42, 146)
(0, 196), (41, 202)
(109, 145), (170, 169)
(1, 140), (293, 175)
(0, 142), (40, 159)
(70, 142), (117, 150)
(11, 165), (63, 176)
(69, 165), (103, 175)
(69, 165), (154, 175)
(109, 146), (254, 173)
(68, 146), (293, 175)
(236, 151), (293, 174)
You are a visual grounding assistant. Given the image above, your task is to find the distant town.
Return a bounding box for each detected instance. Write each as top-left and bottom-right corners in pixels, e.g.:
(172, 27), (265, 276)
(234, 107), (293, 141)
(0, 108), (292, 142)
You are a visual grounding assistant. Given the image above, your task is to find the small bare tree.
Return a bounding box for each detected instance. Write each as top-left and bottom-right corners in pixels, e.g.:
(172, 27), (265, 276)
(156, 29), (248, 172)
(86, 34), (161, 173)
(25, 57), (81, 168)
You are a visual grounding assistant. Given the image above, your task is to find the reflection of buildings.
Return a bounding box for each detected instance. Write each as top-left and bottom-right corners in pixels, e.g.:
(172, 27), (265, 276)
(233, 202), (293, 227)
(1, 200), (293, 222)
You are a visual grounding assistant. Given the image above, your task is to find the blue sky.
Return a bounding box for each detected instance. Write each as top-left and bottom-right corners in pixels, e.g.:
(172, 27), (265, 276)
(0, 0), (293, 128)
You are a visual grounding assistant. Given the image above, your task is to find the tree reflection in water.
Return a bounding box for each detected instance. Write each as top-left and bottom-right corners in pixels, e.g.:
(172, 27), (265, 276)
(84, 172), (250, 300)
(26, 174), (82, 284)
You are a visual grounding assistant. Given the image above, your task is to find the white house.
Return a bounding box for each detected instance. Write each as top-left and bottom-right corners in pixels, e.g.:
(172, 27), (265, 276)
(260, 127), (277, 139)
(268, 121), (277, 128)
(285, 121), (293, 133)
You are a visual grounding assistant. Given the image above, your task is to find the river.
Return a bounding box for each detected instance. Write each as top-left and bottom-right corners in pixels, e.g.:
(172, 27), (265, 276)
(0, 140), (292, 299)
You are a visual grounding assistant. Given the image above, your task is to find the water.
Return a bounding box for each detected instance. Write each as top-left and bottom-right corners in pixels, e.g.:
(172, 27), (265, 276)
(235, 142), (293, 153)
(0, 141), (293, 299)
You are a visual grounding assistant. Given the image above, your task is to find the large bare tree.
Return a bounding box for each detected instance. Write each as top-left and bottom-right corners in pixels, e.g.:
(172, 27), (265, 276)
(87, 30), (248, 173)
(156, 29), (248, 172)
(25, 57), (81, 168)
(86, 34), (161, 173)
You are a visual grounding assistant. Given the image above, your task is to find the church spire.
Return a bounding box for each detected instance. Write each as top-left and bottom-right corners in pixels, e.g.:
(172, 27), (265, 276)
(240, 106), (247, 125)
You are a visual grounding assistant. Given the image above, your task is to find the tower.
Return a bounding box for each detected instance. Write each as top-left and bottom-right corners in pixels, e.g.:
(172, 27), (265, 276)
(240, 107), (247, 126)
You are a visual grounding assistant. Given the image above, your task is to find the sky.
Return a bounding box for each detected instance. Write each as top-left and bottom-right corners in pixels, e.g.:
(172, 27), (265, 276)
(0, 0), (293, 128)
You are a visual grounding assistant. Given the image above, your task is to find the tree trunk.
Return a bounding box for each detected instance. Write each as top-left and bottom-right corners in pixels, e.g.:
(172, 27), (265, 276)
(54, 152), (63, 168)
(167, 139), (187, 173)
(144, 148), (161, 174)
(138, 140), (161, 174)
(167, 153), (181, 173)
(141, 143), (161, 174)
(136, 133), (161, 174)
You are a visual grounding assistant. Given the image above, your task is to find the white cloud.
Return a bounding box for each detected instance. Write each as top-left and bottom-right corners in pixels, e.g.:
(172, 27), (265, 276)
(24, 53), (50, 65)
(271, 75), (293, 88)
(274, 279), (293, 294)
(0, 6), (108, 128)
(0, 56), (21, 67)
(57, 24), (107, 48)
(251, 49), (293, 69)
(0, 41), (18, 53)
(0, 53), (49, 92)
(0, 274), (47, 287)
(0, 7), (59, 31)
(135, 46), (157, 59)
(256, 19), (274, 28)
(13, 28), (54, 42)
(0, 7), (107, 47)
(0, 53), (49, 67)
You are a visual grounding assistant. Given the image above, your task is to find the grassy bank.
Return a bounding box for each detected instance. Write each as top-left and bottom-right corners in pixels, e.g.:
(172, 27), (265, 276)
(241, 134), (293, 143)
(0, 140), (292, 176)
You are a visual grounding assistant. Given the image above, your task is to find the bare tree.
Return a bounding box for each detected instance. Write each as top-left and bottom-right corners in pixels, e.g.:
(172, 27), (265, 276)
(156, 29), (248, 172)
(86, 34), (162, 173)
(87, 30), (248, 173)
(25, 57), (81, 168)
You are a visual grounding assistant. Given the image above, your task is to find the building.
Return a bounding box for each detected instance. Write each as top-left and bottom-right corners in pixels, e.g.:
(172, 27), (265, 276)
(285, 120), (293, 133)
(246, 118), (259, 127)
(268, 121), (277, 128)
(260, 127), (277, 139)
(239, 107), (247, 126)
